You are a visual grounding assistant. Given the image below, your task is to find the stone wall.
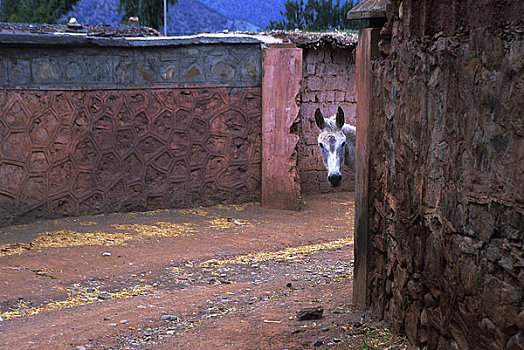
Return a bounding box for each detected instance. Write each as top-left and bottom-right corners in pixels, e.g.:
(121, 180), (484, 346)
(0, 36), (262, 226)
(365, 1), (523, 349)
(298, 47), (357, 194)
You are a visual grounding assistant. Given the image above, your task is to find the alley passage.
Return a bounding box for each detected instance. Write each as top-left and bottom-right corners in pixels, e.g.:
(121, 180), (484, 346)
(0, 192), (407, 349)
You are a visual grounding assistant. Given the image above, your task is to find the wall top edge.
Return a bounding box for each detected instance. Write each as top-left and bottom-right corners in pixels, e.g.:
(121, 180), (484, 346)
(0, 32), (268, 48)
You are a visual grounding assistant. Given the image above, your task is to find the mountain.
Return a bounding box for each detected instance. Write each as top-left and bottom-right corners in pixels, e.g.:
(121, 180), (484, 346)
(59, 0), (123, 26)
(198, 0), (285, 29)
(60, 0), (280, 34)
(167, 0), (260, 34)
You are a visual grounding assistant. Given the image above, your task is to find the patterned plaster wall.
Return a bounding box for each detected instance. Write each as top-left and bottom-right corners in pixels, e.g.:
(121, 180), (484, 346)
(0, 42), (262, 225)
(0, 44), (261, 89)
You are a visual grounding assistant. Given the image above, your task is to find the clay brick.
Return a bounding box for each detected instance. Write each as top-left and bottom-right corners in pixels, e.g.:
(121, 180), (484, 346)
(335, 91), (345, 102)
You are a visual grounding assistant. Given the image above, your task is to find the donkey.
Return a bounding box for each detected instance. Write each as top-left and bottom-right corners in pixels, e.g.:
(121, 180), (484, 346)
(314, 107), (356, 187)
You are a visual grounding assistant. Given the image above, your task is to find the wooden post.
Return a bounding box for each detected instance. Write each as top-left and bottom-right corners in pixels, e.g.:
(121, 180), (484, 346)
(354, 27), (380, 307)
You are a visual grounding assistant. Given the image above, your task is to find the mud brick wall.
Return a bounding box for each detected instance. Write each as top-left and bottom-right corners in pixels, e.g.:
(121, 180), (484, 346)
(366, 1), (523, 349)
(0, 37), (262, 226)
(298, 47), (357, 194)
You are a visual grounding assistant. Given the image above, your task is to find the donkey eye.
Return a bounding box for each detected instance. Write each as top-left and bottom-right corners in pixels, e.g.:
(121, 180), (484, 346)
(319, 143), (324, 149)
(341, 141), (346, 147)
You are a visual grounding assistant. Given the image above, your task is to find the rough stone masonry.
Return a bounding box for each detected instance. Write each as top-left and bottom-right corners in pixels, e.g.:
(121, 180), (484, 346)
(366, 1), (523, 349)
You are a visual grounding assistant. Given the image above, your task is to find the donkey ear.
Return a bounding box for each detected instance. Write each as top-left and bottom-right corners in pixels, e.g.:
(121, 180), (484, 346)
(336, 107), (345, 129)
(315, 108), (325, 129)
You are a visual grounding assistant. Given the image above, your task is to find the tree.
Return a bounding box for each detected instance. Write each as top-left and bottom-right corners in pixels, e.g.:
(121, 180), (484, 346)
(0, 0), (78, 24)
(118, 0), (178, 30)
(267, 0), (359, 31)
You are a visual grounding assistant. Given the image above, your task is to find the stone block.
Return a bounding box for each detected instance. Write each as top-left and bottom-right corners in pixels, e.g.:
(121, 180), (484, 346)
(517, 311), (524, 330)
(405, 302), (421, 343)
(335, 91), (345, 102)
(325, 91), (335, 102)
(306, 61), (316, 76)
(483, 276), (521, 330)
(301, 92), (317, 102)
(307, 76), (323, 92)
(506, 331), (524, 350)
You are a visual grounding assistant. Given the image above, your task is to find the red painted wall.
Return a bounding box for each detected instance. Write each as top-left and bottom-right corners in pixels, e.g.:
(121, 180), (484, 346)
(261, 47), (303, 210)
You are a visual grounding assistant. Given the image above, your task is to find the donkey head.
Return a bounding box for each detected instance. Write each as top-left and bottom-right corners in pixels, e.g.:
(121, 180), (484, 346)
(315, 107), (347, 188)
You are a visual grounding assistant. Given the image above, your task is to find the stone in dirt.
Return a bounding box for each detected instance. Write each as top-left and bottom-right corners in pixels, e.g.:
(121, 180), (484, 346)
(161, 315), (178, 321)
(297, 307), (324, 320)
(97, 293), (112, 300)
(313, 339), (324, 347)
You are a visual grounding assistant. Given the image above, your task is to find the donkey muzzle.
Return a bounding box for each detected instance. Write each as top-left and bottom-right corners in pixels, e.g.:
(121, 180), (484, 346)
(327, 173), (342, 187)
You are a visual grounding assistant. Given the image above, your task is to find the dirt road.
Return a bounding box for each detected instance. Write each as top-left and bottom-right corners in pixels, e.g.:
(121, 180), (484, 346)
(0, 192), (407, 349)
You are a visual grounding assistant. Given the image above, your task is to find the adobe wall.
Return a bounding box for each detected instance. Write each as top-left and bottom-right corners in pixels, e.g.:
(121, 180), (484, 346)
(366, 1), (523, 349)
(0, 36), (262, 225)
(0, 32), (358, 225)
(298, 47), (357, 194)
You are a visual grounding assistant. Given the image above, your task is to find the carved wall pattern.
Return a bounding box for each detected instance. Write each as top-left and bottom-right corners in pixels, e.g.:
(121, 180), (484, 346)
(0, 87), (261, 224)
(0, 44), (262, 89)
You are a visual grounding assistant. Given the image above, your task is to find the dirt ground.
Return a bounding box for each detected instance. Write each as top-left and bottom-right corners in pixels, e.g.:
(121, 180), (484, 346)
(0, 192), (408, 350)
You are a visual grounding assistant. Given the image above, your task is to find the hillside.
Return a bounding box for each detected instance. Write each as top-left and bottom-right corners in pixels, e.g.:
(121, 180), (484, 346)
(60, 0), (273, 34)
(198, 0), (285, 29)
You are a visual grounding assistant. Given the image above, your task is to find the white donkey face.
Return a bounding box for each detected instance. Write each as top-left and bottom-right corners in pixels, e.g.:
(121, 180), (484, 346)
(315, 107), (347, 188)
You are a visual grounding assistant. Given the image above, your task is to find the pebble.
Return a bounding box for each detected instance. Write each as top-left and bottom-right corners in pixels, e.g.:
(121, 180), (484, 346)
(76, 346), (86, 350)
(297, 307), (324, 321)
(120, 320), (128, 324)
(321, 326), (329, 332)
(313, 340), (324, 347)
(333, 338), (342, 343)
(97, 293), (112, 300)
(109, 323), (118, 327)
(102, 252), (111, 256)
(286, 282), (293, 288)
(161, 315), (178, 321)
(87, 288), (95, 293)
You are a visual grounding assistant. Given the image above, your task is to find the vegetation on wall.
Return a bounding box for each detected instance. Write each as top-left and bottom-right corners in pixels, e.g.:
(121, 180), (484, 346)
(117, 0), (177, 30)
(0, 0), (78, 23)
(267, 0), (362, 31)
